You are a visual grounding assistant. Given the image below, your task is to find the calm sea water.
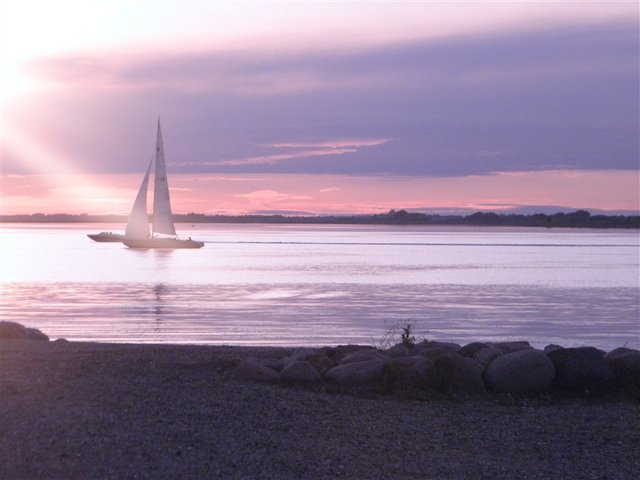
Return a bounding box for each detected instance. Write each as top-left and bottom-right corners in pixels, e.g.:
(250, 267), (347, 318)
(1, 223), (638, 350)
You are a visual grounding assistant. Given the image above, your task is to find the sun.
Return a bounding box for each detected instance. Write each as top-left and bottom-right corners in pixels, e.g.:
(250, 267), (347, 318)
(0, 0), (111, 104)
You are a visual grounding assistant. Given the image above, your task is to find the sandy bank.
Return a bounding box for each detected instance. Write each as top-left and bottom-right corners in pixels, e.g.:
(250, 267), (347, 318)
(1, 340), (638, 480)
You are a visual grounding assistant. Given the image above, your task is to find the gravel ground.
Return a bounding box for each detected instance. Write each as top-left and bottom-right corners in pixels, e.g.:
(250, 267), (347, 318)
(1, 340), (638, 480)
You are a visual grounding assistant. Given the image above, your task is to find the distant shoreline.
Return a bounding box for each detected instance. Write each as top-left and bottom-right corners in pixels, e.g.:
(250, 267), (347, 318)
(2, 209), (639, 228)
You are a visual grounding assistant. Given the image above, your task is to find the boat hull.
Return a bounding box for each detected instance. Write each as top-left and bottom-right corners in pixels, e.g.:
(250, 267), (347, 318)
(87, 233), (125, 243)
(122, 237), (204, 249)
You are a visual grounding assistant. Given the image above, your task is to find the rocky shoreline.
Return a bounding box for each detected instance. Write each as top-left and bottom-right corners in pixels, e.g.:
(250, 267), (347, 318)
(1, 321), (639, 479)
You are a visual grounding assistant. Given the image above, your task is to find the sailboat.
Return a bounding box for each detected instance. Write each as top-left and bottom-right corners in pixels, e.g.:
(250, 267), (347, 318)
(121, 120), (204, 249)
(87, 231), (125, 242)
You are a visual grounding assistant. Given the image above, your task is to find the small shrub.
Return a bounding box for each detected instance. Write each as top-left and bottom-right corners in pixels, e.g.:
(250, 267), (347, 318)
(400, 323), (416, 348)
(377, 321), (427, 350)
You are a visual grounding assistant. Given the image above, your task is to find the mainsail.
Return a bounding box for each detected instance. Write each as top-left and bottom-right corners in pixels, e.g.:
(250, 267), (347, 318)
(124, 157), (153, 239)
(152, 120), (177, 236)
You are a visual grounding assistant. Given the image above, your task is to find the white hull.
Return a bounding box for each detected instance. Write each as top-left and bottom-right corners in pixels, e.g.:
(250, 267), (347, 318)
(123, 237), (204, 249)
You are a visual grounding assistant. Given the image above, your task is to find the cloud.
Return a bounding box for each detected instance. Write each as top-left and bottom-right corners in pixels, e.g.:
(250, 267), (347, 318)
(271, 139), (389, 149)
(8, 19), (638, 178)
(195, 175), (267, 182)
(234, 189), (312, 203)
(175, 138), (389, 167)
(30, 20), (637, 97)
(206, 148), (357, 167)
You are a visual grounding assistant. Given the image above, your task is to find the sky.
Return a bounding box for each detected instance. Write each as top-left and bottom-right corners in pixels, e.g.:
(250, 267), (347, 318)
(1, 0), (638, 216)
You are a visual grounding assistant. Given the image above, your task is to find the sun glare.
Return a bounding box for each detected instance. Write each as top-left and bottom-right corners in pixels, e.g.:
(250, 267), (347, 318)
(0, 0), (112, 103)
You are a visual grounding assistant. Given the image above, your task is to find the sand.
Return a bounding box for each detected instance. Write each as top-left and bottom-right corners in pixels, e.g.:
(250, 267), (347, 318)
(1, 340), (638, 480)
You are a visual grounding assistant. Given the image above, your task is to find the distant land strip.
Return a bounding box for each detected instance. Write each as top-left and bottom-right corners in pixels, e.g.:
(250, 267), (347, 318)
(2, 209), (639, 228)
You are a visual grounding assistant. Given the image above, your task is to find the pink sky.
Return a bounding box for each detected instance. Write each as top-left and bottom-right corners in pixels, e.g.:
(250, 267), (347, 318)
(2, 170), (637, 216)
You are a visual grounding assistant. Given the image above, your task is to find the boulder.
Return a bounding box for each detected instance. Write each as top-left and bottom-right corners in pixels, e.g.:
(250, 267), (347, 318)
(326, 345), (375, 364)
(605, 348), (640, 388)
(306, 354), (334, 376)
(325, 359), (384, 386)
(215, 352), (243, 370)
(547, 347), (615, 391)
(419, 340), (461, 352)
(489, 341), (532, 354)
(473, 346), (503, 368)
(338, 349), (391, 366)
(259, 357), (286, 372)
(291, 347), (319, 360)
(459, 342), (489, 358)
(425, 353), (485, 393)
(414, 345), (459, 362)
(0, 321), (49, 341)
(280, 360), (321, 384)
(233, 359), (280, 384)
(544, 344), (564, 354)
(392, 356), (432, 389)
(386, 343), (410, 358)
(484, 350), (555, 395)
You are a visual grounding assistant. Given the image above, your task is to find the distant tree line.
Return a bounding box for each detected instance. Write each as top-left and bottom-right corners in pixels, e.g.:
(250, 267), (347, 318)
(3, 209), (639, 228)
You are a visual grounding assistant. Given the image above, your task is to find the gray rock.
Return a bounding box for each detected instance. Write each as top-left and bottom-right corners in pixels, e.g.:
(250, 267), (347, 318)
(259, 357), (286, 372)
(0, 321), (49, 341)
(306, 354), (334, 376)
(419, 340), (461, 352)
(484, 350), (555, 395)
(326, 345), (375, 364)
(233, 359), (280, 384)
(291, 347), (319, 360)
(473, 346), (503, 368)
(414, 346), (457, 362)
(25, 328), (49, 341)
(392, 356), (432, 388)
(387, 343), (410, 358)
(339, 349), (390, 366)
(216, 352), (243, 370)
(280, 360), (321, 384)
(459, 342), (489, 358)
(325, 359), (384, 386)
(605, 348), (640, 388)
(489, 341), (532, 354)
(544, 344), (564, 354)
(393, 355), (431, 369)
(547, 347), (615, 391)
(425, 353), (485, 392)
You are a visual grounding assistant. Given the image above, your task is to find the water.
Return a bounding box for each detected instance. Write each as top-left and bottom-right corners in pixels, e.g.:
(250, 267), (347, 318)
(1, 223), (638, 350)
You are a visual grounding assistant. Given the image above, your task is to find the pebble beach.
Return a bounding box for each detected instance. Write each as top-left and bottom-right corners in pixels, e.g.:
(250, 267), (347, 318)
(1, 337), (639, 480)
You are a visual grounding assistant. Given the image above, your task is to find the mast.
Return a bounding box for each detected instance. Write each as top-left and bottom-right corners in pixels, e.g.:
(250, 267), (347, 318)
(124, 157), (153, 239)
(152, 119), (177, 236)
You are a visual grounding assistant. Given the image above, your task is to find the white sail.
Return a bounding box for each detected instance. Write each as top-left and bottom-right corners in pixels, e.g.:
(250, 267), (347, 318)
(152, 119), (177, 236)
(124, 157), (153, 239)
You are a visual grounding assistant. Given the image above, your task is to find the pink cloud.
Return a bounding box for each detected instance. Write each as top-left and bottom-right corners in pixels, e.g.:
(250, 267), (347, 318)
(234, 189), (312, 202)
(174, 138), (390, 167)
(212, 148), (357, 166)
(271, 139), (389, 149)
